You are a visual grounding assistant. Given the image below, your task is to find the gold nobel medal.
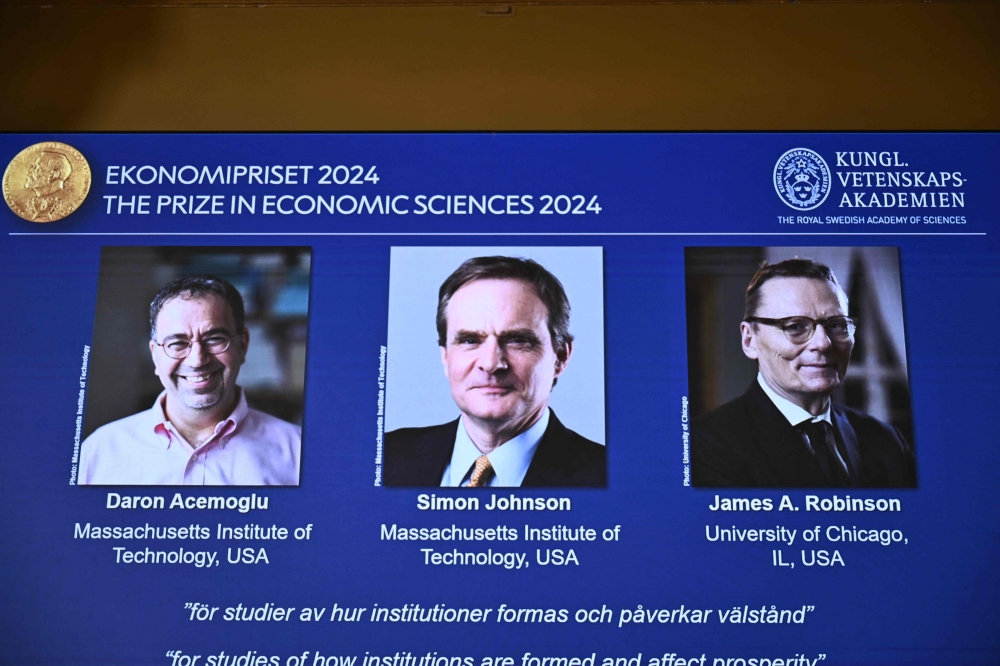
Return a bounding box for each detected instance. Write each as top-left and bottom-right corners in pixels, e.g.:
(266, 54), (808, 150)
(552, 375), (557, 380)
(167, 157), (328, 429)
(3, 142), (91, 223)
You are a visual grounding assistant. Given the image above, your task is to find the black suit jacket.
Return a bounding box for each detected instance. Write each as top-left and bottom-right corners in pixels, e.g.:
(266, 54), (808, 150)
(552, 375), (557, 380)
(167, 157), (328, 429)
(691, 381), (916, 488)
(384, 411), (606, 487)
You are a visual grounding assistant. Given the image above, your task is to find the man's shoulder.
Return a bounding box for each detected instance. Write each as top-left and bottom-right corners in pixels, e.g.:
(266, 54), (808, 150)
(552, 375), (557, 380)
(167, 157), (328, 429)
(82, 408), (156, 450)
(691, 390), (759, 444)
(235, 408), (301, 475)
(524, 413), (606, 487)
(383, 420), (459, 487)
(833, 403), (916, 487)
(832, 403), (909, 451)
(834, 403), (899, 433)
(692, 392), (749, 425)
(690, 385), (801, 487)
(79, 408), (163, 485)
(385, 420), (458, 452)
(552, 425), (606, 474)
(242, 407), (301, 441)
(235, 408), (301, 485)
(544, 415), (605, 458)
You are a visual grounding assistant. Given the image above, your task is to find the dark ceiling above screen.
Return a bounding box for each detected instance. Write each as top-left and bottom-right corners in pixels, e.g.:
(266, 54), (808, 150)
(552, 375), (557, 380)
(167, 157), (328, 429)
(0, 0), (976, 5)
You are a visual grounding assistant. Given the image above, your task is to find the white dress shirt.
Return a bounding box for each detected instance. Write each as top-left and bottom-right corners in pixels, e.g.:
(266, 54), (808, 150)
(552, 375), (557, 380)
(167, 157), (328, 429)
(757, 372), (832, 429)
(757, 373), (848, 473)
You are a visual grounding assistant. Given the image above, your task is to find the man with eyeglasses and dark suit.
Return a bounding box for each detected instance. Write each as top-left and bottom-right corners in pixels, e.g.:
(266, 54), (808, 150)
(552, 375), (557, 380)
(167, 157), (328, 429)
(79, 275), (301, 485)
(691, 258), (916, 488)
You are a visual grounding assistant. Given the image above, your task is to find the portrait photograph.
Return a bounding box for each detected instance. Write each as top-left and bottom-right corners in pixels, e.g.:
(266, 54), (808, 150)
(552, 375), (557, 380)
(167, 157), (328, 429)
(79, 246), (311, 486)
(384, 246), (606, 488)
(685, 246), (916, 488)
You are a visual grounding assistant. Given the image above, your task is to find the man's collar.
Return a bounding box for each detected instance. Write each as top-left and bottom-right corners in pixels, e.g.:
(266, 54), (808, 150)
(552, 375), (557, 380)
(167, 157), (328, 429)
(148, 388), (249, 449)
(449, 409), (550, 487)
(757, 373), (832, 427)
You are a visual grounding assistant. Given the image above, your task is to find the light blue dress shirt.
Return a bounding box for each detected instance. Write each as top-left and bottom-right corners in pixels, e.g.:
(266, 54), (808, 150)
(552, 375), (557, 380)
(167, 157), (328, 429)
(439, 408), (550, 487)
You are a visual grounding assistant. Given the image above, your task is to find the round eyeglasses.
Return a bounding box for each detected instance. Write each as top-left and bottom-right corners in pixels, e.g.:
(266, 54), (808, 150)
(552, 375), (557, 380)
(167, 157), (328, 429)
(153, 332), (234, 360)
(745, 316), (856, 344)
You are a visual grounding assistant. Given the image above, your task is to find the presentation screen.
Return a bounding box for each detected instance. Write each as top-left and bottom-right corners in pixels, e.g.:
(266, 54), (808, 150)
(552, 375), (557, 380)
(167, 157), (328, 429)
(1, 133), (997, 666)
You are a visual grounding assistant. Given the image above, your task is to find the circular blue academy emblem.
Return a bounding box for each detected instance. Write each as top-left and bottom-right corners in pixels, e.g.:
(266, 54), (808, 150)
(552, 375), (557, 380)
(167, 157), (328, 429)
(773, 148), (831, 211)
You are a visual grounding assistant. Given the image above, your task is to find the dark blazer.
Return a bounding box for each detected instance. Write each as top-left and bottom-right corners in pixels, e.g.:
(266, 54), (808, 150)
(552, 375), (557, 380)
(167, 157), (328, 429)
(691, 381), (916, 488)
(384, 411), (606, 487)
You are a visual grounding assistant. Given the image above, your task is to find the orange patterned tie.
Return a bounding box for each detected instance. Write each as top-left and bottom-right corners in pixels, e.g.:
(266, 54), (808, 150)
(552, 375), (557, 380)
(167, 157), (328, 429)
(467, 455), (494, 487)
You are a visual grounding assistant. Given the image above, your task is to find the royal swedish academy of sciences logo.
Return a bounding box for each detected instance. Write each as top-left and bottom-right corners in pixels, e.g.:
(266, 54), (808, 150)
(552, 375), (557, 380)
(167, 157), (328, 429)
(773, 148), (831, 211)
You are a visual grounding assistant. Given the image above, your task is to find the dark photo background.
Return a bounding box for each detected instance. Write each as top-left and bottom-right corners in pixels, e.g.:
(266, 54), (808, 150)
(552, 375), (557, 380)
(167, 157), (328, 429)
(83, 246), (311, 439)
(685, 246), (914, 447)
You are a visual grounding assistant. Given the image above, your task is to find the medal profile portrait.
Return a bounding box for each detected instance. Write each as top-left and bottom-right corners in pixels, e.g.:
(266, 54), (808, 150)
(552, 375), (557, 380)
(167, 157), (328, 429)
(3, 142), (91, 222)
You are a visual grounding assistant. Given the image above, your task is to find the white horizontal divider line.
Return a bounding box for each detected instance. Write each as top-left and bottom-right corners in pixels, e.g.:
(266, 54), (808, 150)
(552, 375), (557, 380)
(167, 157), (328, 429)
(8, 231), (988, 237)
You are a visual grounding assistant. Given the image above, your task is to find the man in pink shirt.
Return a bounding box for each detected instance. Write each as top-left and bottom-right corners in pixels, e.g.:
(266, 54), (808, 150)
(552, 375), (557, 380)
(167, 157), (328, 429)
(79, 275), (301, 486)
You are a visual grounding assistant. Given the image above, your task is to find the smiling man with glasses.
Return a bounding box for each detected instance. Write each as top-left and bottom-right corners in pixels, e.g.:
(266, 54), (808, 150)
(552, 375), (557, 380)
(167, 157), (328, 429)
(80, 275), (301, 486)
(692, 258), (915, 488)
